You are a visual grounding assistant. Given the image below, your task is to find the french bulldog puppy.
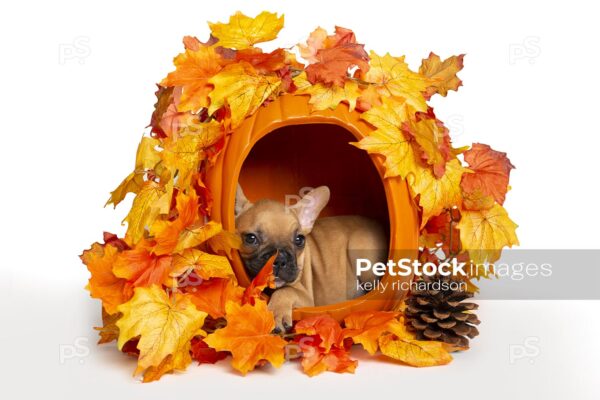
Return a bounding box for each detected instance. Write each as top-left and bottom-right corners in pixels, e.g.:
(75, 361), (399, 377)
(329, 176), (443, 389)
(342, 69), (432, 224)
(234, 185), (386, 332)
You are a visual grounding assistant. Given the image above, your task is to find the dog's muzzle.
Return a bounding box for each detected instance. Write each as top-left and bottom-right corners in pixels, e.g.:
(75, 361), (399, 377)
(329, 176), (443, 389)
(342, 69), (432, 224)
(243, 247), (299, 287)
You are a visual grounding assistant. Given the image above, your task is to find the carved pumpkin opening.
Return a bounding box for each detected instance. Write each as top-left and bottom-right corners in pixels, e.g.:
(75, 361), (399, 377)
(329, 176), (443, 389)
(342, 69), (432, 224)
(238, 123), (390, 238)
(206, 95), (418, 321)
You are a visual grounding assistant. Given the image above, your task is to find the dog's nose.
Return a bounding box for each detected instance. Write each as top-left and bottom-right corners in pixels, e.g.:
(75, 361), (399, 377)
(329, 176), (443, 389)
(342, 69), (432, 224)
(273, 253), (288, 272)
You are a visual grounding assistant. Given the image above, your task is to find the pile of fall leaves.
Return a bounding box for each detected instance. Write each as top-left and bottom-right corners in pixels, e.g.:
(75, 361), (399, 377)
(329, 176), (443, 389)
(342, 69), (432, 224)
(80, 11), (519, 382)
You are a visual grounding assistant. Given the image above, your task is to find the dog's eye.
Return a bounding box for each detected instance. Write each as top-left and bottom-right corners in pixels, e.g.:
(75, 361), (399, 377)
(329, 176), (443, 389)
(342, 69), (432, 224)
(243, 233), (259, 246)
(294, 234), (305, 248)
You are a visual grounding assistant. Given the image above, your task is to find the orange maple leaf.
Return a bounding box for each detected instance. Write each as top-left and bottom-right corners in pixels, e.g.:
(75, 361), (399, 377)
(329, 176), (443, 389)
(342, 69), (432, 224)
(80, 242), (132, 315)
(150, 190), (199, 255)
(343, 311), (402, 355)
(185, 278), (243, 319)
(112, 240), (173, 288)
(204, 299), (287, 375)
(294, 314), (344, 352)
(234, 48), (288, 74)
(302, 26), (369, 87)
(161, 45), (223, 113)
(460, 143), (515, 205)
(296, 335), (357, 376)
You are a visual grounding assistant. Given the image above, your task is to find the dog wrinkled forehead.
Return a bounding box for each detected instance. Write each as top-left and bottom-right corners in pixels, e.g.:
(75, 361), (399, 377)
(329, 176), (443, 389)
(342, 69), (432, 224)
(235, 200), (300, 237)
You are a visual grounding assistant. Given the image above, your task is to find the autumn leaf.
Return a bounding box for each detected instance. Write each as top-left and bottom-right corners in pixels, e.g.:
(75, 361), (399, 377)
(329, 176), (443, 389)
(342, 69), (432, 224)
(411, 159), (465, 229)
(175, 220), (223, 253)
(204, 300), (287, 375)
(461, 143), (515, 205)
(161, 45), (222, 112)
(123, 180), (172, 244)
(208, 11), (284, 50)
(150, 190), (200, 255)
(112, 240), (173, 288)
(356, 84), (382, 111)
(161, 118), (224, 188)
(379, 334), (452, 367)
(208, 61), (281, 128)
(420, 211), (461, 254)
(80, 243), (131, 315)
(242, 253), (276, 305)
(295, 314), (344, 352)
(462, 188), (495, 211)
(305, 43), (369, 87)
(343, 311), (402, 355)
(207, 229), (242, 258)
(95, 309), (121, 344)
(379, 322), (453, 367)
(186, 278), (243, 318)
(234, 47), (288, 74)
(301, 26), (369, 87)
(191, 337), (227, 364)
(352, 97), (419, 179)
(296, 335), (357, 376)
(419, 53), (465, 99)
(298, 27), (328, 63)
(365, 51), (432, 112)
(402, 112), (453, 177)
(106, 137), (162, 208)
(171, 249), (234, 281)
(294, 71), (360, 111)
(117, 285), (207, 380)
(457, 203), (519, 264)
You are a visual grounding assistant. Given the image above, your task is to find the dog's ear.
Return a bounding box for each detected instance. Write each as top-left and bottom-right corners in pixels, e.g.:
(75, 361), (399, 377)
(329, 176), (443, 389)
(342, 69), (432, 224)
(235, 183), (253, 217)
(294, 186), (330, 233)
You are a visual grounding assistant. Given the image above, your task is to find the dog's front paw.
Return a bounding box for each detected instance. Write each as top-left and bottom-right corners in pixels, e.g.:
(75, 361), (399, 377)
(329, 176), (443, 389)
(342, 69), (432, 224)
(269, 303), (293, 334)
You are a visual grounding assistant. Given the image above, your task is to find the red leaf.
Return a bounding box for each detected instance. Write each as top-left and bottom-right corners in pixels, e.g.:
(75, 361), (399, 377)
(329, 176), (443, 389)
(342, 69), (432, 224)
(461, 143), (515, 205)
(191, 337), (227, 364)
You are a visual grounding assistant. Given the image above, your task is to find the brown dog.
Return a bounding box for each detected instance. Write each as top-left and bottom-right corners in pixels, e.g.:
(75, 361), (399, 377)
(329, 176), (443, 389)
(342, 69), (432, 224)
(235, 185), (387, 332)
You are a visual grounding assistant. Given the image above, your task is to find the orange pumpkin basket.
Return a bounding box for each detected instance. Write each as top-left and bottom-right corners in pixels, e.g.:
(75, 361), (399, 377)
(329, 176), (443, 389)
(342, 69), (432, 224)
(206, 94), (419, 321)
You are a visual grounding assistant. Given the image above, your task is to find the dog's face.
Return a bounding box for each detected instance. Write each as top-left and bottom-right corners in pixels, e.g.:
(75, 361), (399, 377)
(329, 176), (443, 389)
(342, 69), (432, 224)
(234, 186), (330, 288)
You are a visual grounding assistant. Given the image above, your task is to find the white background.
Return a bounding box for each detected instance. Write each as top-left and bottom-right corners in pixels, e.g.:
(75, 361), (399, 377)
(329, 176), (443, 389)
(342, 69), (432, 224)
(1, 0), (599, 398)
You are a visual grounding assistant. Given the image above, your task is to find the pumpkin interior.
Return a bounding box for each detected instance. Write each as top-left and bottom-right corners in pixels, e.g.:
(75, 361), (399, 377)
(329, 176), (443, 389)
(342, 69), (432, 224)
(239, 123), (389, 233)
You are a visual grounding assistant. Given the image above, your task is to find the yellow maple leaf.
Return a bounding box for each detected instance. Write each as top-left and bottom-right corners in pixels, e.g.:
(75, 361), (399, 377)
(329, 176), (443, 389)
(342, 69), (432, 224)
(457, 203), (519, 264)
(379, 322), (453, 367)
(294, 71), (360, 111)
(208, 11), (284, 50)
(351, 96), (418, 178)
(343, 311), (403, 355)
(208, 62), (281, 128)
(161, 46), (222, 112)
(123, 180), (172, 244)
(175, 220), (223, 253)
(171, 248), (234, 281)
(161, 118), (223, 188)
(365, 51), (433, 112)
(411, 159), (464, 229)
(207, 229), (242, 258)
(402, 117), (447, 169)
(106, 137), (162, 208)
(204, 299), (286, 375)
(419, 52), (464, 98)
(116, 285), (207, 380)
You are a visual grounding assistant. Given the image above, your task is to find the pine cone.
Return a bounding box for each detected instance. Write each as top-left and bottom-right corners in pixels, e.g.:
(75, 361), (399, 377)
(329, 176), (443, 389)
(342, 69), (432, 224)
(404, 273), (480, 348)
